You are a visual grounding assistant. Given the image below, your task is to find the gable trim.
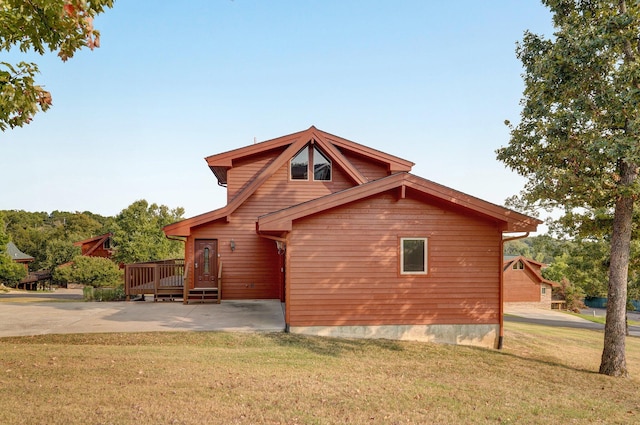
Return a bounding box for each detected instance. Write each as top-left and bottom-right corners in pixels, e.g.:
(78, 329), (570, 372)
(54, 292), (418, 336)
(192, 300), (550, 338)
(205, 126), (413, 185)
(257, 173), (541, 233)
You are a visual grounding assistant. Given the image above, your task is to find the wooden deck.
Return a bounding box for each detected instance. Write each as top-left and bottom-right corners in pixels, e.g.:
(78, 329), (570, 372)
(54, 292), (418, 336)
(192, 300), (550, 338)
(18, 271), (53, 291)
(124, 259), (185, 301)
(124, 259), (222, 303)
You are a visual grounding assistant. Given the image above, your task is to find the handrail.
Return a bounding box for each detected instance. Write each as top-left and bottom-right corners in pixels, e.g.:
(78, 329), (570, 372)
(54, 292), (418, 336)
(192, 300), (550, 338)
(217, 261), (222, 303)
(124, 259), (184, 301)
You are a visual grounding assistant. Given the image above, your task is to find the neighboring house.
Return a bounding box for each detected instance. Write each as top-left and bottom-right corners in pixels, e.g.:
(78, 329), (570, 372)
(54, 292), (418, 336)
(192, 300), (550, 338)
(163, 126), (541, 348)
(5, 242), (50, 290)
(74, 233), (113, 259)
(6, 241), (34, 271)
(503, 256), (558, 308)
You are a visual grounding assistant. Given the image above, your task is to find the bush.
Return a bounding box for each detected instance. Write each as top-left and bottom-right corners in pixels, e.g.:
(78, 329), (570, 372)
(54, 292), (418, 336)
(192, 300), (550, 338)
(553, 277), (586, 312)
(83, 285), (126, 302)
(54, 255), (122, 288)
(0, 254), (27, 287)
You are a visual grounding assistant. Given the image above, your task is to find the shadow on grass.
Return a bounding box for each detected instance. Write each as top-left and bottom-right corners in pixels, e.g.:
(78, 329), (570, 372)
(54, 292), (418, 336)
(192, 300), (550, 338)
(263, 332), (404, 357)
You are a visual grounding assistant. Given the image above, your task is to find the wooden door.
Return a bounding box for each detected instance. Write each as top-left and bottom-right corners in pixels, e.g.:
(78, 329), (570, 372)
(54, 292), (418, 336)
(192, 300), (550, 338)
(195, 239), (217, 288)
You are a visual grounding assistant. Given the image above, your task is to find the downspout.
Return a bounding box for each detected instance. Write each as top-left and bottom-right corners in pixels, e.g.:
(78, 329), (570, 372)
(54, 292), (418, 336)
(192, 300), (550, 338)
(498, 232), (530, 349)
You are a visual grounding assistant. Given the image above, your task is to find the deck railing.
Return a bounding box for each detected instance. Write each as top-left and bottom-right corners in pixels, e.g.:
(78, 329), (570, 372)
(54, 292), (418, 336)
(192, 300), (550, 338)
(124, 259), (185, 301)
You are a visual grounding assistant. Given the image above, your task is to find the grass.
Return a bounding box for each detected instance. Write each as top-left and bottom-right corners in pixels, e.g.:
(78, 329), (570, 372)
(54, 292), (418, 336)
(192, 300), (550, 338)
(0, 325), (638, 425)
(567, 311), (640, 326)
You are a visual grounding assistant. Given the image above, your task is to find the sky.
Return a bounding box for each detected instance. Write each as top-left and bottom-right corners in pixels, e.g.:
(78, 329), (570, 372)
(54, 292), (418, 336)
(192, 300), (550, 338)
(1, 1), (555, 221)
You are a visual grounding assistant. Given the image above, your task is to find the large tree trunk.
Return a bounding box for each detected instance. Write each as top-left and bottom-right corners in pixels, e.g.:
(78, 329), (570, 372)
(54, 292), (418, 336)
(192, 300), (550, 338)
(599, 160), (635, 377)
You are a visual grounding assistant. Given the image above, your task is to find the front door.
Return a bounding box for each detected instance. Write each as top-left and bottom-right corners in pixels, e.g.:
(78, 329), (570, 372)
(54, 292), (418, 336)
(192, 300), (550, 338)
(194, 239), (217, 288)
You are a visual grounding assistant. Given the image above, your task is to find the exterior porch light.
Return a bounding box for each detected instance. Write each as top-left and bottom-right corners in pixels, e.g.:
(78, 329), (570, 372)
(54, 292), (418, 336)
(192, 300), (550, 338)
(230, 239), (236, 252)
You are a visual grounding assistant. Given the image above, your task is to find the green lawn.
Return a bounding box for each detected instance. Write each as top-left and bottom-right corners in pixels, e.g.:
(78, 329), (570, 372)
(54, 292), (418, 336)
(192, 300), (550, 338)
(0, 324), (638, 424)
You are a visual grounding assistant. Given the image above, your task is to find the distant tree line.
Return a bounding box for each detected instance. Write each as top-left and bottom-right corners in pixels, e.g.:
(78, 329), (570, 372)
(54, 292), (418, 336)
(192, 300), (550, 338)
(505, 235), (640, 303)
(0, 200), (184, 287)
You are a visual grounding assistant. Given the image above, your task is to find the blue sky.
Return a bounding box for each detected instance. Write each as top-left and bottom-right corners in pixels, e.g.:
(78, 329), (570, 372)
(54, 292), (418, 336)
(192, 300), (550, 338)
(2, 1), (554, 220)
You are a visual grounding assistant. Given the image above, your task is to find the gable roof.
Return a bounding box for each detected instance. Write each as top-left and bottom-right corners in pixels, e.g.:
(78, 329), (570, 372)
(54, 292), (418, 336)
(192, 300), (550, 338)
(257, 172), (542, 233)
(165, 127), (414, 236)
(6, 241), (34, 262)
(73, 233), (112, 256)
(503, 255), (559, 287)
(206, 126), (414, 186)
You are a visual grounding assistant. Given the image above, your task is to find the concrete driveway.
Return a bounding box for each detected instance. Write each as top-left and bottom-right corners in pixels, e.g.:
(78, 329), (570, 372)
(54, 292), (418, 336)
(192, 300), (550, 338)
(0, 289), (286, 338)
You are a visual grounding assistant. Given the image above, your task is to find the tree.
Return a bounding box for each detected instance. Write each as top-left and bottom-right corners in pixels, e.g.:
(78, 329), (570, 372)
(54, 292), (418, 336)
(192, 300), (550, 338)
(54, 255), (121, 288)
(496, 1), (640, 376)
(111, 200), (185, 264)
(0, 0), (114, 130)
(1, 209), (111, 270)
(0, 213), (27, 286)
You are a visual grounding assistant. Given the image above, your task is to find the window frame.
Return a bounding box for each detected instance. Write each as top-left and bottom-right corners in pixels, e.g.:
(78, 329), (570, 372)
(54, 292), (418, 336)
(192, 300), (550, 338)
(289, 144), (332, 182)
(312, 146), (332, 181)
(290, 147), (310, 181)
(400, 237), (428, 275)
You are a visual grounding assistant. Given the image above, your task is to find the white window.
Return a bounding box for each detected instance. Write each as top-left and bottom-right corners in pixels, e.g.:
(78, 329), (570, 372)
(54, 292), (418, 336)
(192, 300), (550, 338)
(401, 238), (428, 275)
(541, 287), (546, 295)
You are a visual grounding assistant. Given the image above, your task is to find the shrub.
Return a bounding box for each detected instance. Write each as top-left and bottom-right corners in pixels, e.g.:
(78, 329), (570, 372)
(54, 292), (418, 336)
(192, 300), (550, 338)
(553, 277), (586, 312)
(54, 256), (122, 288)
(83, 285), (125, 302)
(0, 254), (27, 287)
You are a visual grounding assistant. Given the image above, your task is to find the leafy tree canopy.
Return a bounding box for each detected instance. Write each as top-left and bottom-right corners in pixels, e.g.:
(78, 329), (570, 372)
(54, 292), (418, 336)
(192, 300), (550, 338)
(0, 212), (27, 285)
(0, 0), (114, 130)
(54, 255), (121, 288)
(111, 200), (185, 264)
(1, 209), (111, 270)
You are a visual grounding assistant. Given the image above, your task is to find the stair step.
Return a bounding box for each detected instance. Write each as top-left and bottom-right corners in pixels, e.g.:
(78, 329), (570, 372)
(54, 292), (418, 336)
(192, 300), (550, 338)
(186, 287), (220, 304)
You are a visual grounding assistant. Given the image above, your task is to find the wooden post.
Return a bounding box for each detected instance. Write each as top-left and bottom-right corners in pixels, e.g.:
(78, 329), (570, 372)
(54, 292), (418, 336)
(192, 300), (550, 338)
(183, 264), (189, 305)
(153, 263), (160, 301)
(124, 265), (130, 301)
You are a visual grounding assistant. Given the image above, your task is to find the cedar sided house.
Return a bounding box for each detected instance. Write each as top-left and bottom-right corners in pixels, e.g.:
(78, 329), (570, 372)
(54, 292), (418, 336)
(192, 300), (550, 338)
(164, 127), (541, 348)
(503, 256), (558, 308)
(74, 233), (114, 259)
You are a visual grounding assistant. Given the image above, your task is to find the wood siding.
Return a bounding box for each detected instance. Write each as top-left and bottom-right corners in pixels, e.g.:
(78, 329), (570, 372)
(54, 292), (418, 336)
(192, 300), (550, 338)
(286, 193), (502, 327)
(227, 151), (278, 203)
(188, 160), (359, 299)
(503, 266), (544, 303)
(342, 150), (389, 181)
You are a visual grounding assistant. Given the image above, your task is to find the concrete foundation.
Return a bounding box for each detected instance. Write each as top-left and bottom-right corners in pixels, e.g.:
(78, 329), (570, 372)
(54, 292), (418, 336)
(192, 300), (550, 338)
(289, 323), (499, 348)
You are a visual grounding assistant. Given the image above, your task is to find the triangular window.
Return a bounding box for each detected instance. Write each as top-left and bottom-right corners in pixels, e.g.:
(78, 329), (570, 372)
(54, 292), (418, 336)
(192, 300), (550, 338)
(290, 144), (332, 181)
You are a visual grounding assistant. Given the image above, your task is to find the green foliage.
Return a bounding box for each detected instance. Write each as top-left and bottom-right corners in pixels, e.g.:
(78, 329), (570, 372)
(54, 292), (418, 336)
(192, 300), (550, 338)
(0, 255), (27, 287)
(111, 200), (185, 264)
(1, 210), (111, 270)
(54, 255), (122, 288)
(554, 278), (586, 313)
(0, 213), (27, 286)
(497, 0), (640, 215)
(0, 61), (50, 130)
(83, 285), (125, 302)
(0, 0), (114, 130)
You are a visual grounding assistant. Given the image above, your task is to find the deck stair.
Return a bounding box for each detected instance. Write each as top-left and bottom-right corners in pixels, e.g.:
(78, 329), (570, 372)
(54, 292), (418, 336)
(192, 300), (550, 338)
(184, 261), (222, 304)
(187, 287), (220, 304)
